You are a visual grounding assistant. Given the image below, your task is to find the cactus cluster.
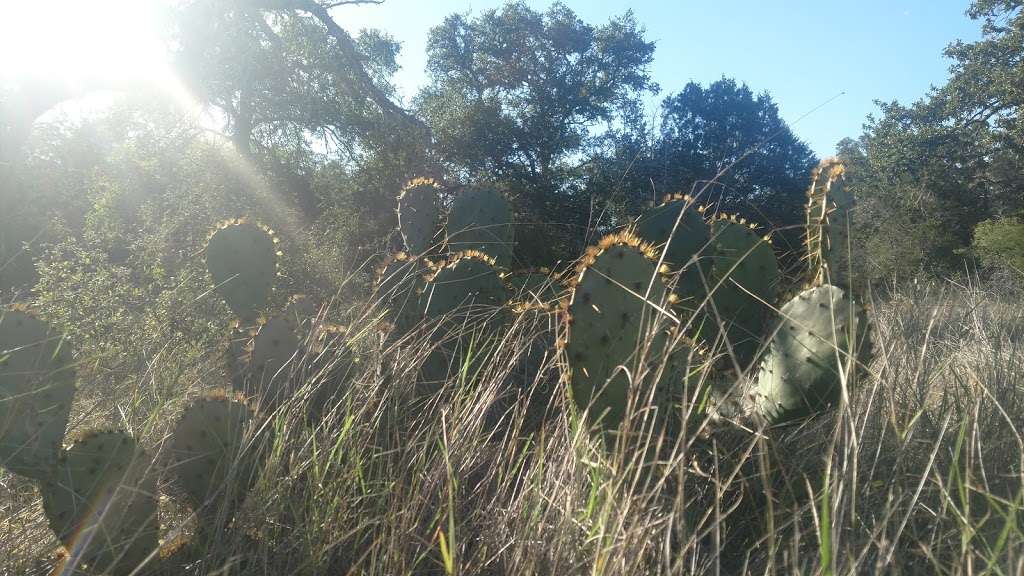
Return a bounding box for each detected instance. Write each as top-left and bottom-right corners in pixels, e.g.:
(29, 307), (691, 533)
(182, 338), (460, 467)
(1, 306), (161, 574)
(2, 159), (872, 572)
(0, 305), (269, 574)
(379, 160), (870, 432)
(0, 220), (307, 574)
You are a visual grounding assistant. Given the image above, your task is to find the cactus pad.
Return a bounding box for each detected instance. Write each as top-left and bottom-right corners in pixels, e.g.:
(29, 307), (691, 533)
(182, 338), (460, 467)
(445, 188), (516, 266)
(423, 252), (509, 320)
(206, 220), (278, 321)
(284, 294), (318, 338)
(417, 253), (511, 390)
(563, 232), (692, 429)
(168, 394), (262, 519)
(506, 269), (560, 307)
(397, 177), (441, 254)
(706, 215), (780, 368)
(756, 284), (870, 424)
(246, 316), (300, 406)
(806, 159), (854, 288)
(375, 252), (430, 336)
(0, 307), (75, 479)
(631, 194), (714, 313)
(40, 430), (159, 576)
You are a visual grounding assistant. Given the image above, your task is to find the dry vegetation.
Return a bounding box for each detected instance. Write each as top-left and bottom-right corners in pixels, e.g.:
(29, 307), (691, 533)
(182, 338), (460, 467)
(3, 277), (1023, 575)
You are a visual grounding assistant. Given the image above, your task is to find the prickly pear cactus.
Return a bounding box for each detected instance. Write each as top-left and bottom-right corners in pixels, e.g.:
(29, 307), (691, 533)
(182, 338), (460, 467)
(375, 252), (430, 337)
(0, 241), (37, 296)
(507, 300), (560, 431)
(305, 324), (360, 421)
(806, 158), (854, 288)
(418, 252), (511, 390)
(0, 307), (75, 480)
(631, 194), (713, 314)
(562, 232), (696, 430)
(705, 214), (780, 368)
(756, 284), (870, 424)
(284, 294), (318, 338)
(397, 177), (441, 254)
(168, 393), (262, 519)
(506, 268), (560, 307)
(423, 251), (509, 320)
(445, 188), (516, 266)
(206, 220), (279, 322)
(245, 315), (300, 406)
(40, 430), (159, 576)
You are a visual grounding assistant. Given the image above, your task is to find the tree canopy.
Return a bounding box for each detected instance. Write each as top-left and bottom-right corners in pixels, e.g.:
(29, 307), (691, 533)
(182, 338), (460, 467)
(416, 1), (657, 262)
(839, 0), (1023, 283)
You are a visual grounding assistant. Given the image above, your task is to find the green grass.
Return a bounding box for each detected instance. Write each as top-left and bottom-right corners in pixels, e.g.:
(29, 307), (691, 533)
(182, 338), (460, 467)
(2, 279), (1024, 575)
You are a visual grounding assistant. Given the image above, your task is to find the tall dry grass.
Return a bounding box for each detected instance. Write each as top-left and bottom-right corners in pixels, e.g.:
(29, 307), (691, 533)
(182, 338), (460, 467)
(2, 277), (1023, 575)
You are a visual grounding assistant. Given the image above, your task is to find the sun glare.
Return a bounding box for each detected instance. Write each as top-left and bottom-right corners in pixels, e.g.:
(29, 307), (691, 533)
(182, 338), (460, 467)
(2, 0), (165, 83)
(0, 0), (194, 111)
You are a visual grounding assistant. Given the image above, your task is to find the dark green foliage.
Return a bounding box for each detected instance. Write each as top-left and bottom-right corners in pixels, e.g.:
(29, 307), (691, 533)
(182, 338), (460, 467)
(41, 430), (159, 576)
(973, 213), (1024, 272)
(656, 79), (817, 230)
(0, 308), (75, 480)
(419, 2), (656, 264)
(756, 285), (870, 424)
(837, 1), (1024, 284)
(206, 221), (278, 322)
(587, 78), (817, 266)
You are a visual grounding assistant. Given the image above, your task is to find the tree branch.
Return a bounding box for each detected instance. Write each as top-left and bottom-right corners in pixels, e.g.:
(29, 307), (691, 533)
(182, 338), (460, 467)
(321, 1), (384, 7)
(247, 0), (428, 137)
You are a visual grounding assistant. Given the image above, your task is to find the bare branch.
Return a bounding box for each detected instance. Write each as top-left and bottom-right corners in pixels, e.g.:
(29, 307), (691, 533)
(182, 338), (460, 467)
(247, 0), (428, 137)
(321, 0), (384, 7)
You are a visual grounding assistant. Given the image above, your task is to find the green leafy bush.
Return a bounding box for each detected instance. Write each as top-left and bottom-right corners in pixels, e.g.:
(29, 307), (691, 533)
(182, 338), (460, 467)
(973, 213), (1024, 273)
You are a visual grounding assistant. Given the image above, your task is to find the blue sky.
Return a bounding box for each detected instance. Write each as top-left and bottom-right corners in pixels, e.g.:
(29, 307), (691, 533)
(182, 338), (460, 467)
(338, 0), (983, 157)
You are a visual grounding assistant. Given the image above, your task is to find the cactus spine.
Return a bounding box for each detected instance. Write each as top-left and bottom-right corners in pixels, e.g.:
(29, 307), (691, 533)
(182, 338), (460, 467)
(806, 158), (854, 288)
